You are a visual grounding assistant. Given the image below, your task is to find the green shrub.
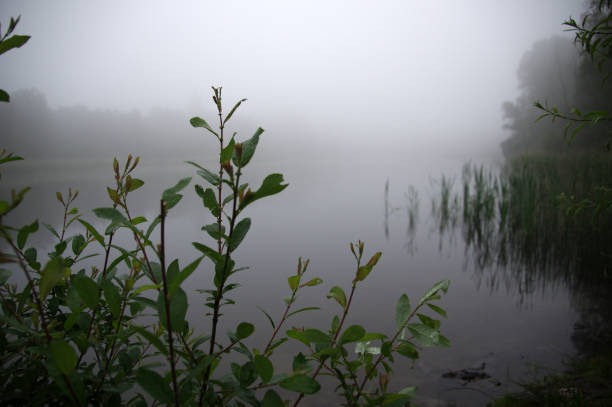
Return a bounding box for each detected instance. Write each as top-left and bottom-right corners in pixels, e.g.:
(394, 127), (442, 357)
(0, 87), (450, 406)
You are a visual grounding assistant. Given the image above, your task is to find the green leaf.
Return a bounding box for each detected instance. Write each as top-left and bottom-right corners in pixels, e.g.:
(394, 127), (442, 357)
(102, 279), (121, 319)
(301, 277), (322, 287)
(197, 186), (219, 217)
(355, 265), (373, 282)
(261, 390), (284, 407)
(254, 354), (274, 383)
(229, 217), (251, 252)
(396, 342), (419, 359)
(257, 305), (275, 329)
(135, 368), (173, 405)
(197, 168), (220, 186)
(93, 207), (128, 223)
(417, 313), (440, 329)
(0, 89), (8, 102)
(339, 325), (366, 344)
(169, 256), (203, 297)
(395, 294), (411, 331)
(220, 137), (235, 163)
(239, 173), (288, 210)
(50, 340), (77, 375)
(407, 323), (439, 347)
(0, 268), (11, 285)
(236, 321), (254, 339)
(417, 279), (450, 306)
(127, 178), (144, 192)
(162, 177), (191, 210)
(287, 306), (320, 318)
(361, 332), (387, 341)
(201, 223), (225, 240)
(224, 99), (247, 124)
(192, 242), (221, 264)
(190, 116), (219, 137)
(77, 219), (105, 247)
(0, 34), (31, 55)
(279, 374), (320, 394)
(71, 234), (86, 255)
(42, 222), (60, 239)
(426, 303), (447, 318)
(437, 334), (451, 348)
(17, 220), (38, 250)
(39, 257), (65, 300)
(133, 326), (168, 356)
(365, 251), (382, 267)
(304, 329), (331, 344)
(130, 216), (147, 225)
(287, 275), (299, 291)
(292, 352), (310, 373)
(286, 328), (310, 347)
(158, 287), (188, 332)
(73, 275), (99, 309)
(327, 286), (346, 308)
(236, 127), (263, 167)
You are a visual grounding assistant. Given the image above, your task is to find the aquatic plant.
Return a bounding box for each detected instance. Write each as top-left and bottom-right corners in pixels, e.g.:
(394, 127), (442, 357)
(0, 88), (451, 406)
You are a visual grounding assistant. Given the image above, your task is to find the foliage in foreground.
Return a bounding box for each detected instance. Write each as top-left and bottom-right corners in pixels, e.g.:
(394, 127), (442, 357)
(0, 88), (451, 406)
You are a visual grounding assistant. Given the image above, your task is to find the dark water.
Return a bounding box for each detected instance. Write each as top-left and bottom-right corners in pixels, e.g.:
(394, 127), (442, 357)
(2, 153), (593, 406)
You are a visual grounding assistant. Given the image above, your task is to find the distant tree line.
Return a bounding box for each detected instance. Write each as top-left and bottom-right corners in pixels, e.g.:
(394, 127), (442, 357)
(0, 88), (216, 160)
(501, 1), (612, 157)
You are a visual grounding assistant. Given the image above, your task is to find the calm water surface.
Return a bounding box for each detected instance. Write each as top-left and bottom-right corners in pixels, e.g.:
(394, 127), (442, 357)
(2, 152), (581, 406)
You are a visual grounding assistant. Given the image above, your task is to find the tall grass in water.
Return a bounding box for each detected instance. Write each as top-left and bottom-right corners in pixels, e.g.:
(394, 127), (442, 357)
(431, 153), (612, 297)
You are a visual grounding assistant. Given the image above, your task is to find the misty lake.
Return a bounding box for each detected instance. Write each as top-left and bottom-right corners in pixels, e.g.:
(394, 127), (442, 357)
(2, 149), (600, 407)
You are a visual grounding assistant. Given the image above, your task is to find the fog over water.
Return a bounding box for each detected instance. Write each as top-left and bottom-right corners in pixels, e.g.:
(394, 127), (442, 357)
(1, 1), (585, 158)
(0, 2), (597, 406)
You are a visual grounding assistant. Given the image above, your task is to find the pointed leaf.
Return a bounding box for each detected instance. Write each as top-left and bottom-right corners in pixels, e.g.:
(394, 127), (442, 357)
(169, 256), (203, 297)
(395, 294), (411, 331)
(0, 34), (30, 55)
(78, 219), (105, 247)
(426, 303), (447, 318)
(417, 279), (450, 306)
(229, 217), (251, 252)
(327, 286), (346, 308)
(239, 173), (288, 210)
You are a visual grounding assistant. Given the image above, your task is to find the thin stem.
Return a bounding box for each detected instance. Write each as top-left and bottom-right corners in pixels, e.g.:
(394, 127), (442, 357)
(264, 287), (298, 353)
(293, 280), (359, 407)
(160, 200), (180, 407)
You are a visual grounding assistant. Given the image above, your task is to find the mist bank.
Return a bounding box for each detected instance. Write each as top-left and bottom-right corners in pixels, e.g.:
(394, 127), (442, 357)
(501, 35), (612, 157)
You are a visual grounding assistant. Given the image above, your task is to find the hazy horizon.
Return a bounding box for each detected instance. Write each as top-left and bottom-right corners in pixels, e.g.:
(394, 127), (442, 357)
(0, 1), (587, 158)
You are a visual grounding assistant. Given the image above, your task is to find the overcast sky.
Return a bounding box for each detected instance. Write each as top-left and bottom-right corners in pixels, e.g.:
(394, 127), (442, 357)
(1, 1), (587, 155)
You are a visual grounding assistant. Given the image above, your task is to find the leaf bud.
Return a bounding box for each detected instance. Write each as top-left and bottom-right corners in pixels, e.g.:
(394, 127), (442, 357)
(56, 191), (64, 205)
(234, 143), (243, 159)
(221, 160), (233, 177)
(113, 157), (119, 176)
